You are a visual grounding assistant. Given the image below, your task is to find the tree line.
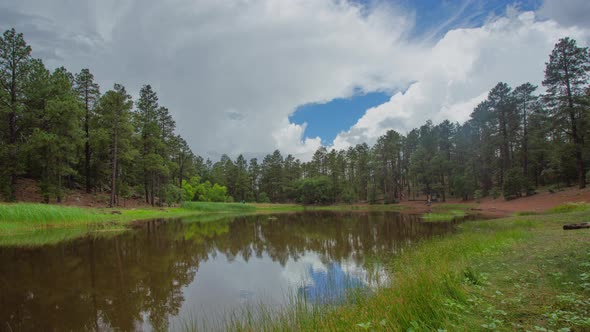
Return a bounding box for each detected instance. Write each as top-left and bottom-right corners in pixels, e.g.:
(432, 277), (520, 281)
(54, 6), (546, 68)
(1, 28), (589, 205)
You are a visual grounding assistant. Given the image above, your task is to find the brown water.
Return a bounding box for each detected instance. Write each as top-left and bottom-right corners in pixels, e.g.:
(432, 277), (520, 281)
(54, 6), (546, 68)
(0, 211), (456, 331)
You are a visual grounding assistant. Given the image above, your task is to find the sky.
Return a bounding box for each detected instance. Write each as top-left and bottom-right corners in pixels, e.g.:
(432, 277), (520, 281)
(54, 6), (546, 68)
(1, 0), (590, 161)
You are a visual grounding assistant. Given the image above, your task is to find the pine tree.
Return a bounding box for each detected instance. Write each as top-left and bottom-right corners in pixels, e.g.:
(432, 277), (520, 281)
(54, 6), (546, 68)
(74, 68), (100, 193)
(96, 84), (134, 207)
(543, 37), (590, 188)
(0, 28), (32, 199)
(513, 83), (538, 178)
(135, 84), (160, 205)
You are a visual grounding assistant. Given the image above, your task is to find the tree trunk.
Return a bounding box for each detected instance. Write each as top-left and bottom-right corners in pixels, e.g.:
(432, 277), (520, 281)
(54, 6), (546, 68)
(85, 90), (91, 193)
(440, 173), (446, 202)
(110, 108), (119, 208)
(150, 173), (155, 206)
(500, 108), (510, 176)
(8, 63), (18, 200)
(178, 157), (184, 188)
(563, 53), (585, 189)
(522, 98), (529, 178)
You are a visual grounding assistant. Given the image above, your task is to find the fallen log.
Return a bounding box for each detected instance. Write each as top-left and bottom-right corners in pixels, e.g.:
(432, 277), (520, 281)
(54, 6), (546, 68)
(563, 223), (590, 230)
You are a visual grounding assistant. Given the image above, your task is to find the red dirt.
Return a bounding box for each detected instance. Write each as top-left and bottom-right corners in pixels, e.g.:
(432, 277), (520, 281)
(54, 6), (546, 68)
(399, 186), (590, 217)
(476, 186), (590, 215)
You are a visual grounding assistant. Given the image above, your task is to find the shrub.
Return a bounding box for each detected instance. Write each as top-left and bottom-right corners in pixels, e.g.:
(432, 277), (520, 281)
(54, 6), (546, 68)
(491, 187), (501, 199)
(162, 184), (183, 206)
(258, 192), (271, 203)
(474, 189), (483, 203)
(341, 186), (356, 204)
(503, 168), (525, 200)
(295, 176), (333, 205)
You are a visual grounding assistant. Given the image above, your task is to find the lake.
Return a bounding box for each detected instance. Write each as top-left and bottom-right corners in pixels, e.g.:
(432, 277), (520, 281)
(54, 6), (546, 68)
(0, 211), (457, 331)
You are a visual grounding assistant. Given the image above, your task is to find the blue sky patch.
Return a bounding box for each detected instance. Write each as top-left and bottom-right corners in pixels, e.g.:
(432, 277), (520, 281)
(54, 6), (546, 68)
(289, 0), (543, 145)
(290, 91), (391, 145)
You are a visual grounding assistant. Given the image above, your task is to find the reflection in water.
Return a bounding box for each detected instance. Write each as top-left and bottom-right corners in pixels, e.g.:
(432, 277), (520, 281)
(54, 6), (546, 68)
(0, 211), (454, 331)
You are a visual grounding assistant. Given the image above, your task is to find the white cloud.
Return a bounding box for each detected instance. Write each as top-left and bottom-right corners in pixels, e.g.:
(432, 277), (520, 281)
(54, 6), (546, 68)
(538, 0), (590, 28)
(332, 10), (590, 150)
(1, 0), (421, 161)
(2, 1), (590, 160)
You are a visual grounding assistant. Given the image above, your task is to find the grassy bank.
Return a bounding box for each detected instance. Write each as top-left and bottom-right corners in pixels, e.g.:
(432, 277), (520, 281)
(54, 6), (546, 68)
(203, 208), (590, 331)
(0, 202), (260, 244)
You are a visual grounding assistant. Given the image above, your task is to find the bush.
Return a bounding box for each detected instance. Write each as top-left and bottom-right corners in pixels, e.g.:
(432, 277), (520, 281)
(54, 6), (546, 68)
(453, 175), (476, 200)
(258, 192), (271, 203)
(503, 168), (525, 200)
(295, 176), (333, 205)
(474, 189), (483, 203)
(524, 179), (536, 196)
(340, 186), (356, 204)
(162, 184), (183, 206)
(491, 187), (501, 199)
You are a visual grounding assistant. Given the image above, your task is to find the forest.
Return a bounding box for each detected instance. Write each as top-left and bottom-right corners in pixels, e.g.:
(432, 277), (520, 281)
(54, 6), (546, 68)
(1, 27), (589, 206)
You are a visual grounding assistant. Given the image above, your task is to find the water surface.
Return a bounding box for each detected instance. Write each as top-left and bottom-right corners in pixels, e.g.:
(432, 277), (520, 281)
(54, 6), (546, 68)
(0, 211), (456, 331)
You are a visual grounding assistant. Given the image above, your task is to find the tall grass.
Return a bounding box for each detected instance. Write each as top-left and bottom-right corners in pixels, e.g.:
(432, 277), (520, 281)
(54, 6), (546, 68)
(0, 203), (106, 224)
(0, 203), (214, 242)
(0, 226), (126, 247)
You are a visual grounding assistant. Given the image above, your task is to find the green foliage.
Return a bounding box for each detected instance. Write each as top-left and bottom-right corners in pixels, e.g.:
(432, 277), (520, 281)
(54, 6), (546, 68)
(207, 183), (229, 202)
(181, 179), (196, 201)
(181, 176), (230, 203)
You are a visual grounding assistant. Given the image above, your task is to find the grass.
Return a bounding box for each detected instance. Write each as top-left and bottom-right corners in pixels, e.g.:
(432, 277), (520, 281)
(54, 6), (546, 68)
(187, 208), (590, 331)
(422, 203), (472, 221)
(547, 202), (590, 214)
(0, 226), (126, 247)
(181, 201), (257, 213)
